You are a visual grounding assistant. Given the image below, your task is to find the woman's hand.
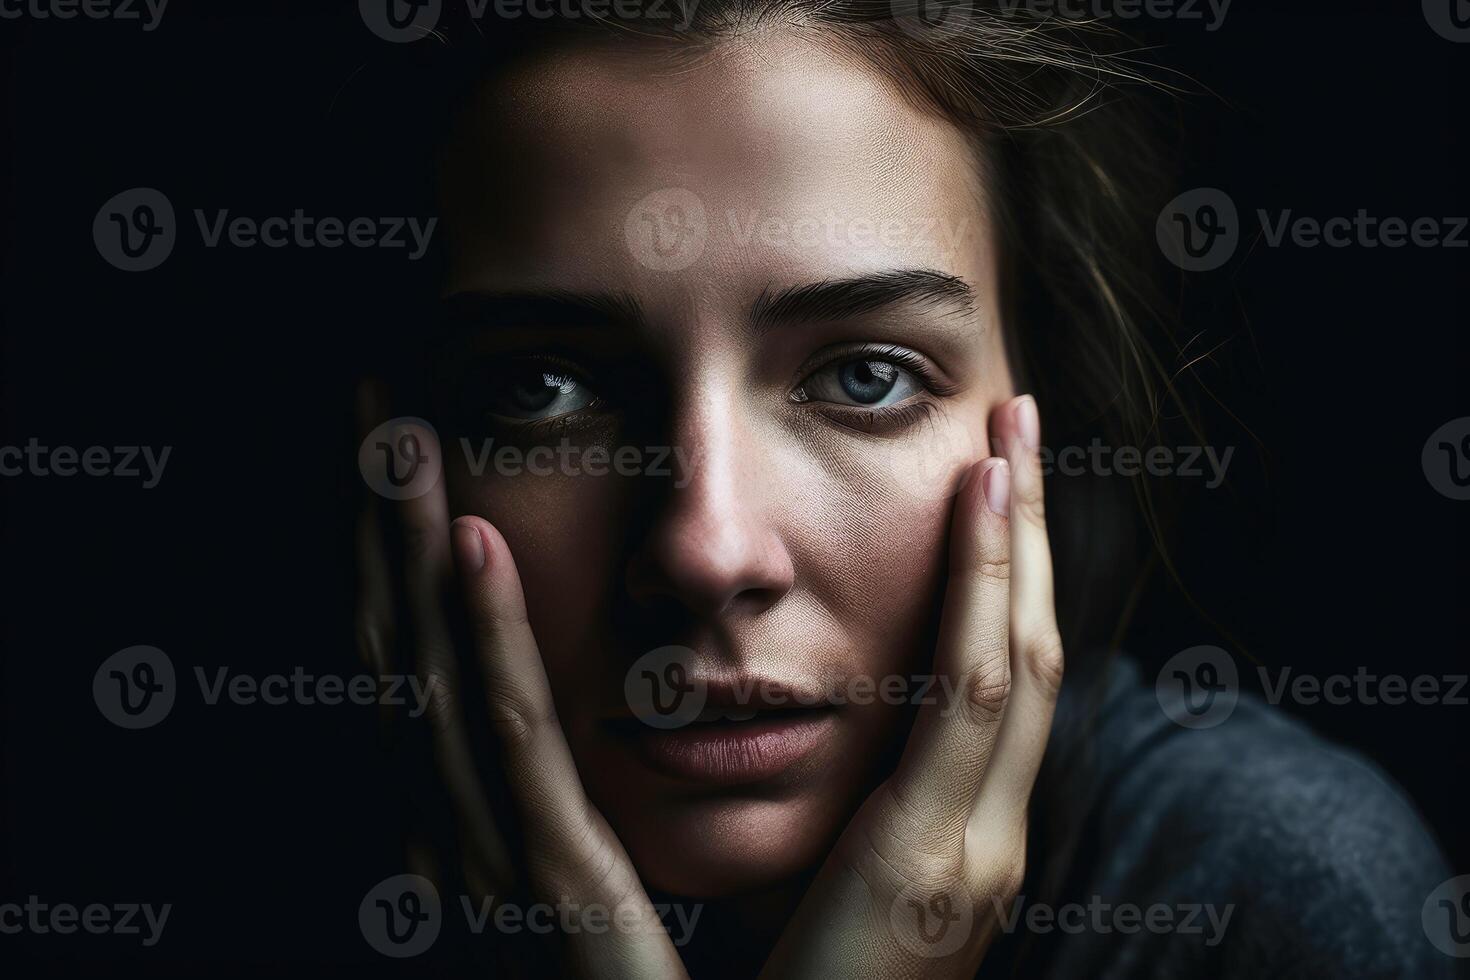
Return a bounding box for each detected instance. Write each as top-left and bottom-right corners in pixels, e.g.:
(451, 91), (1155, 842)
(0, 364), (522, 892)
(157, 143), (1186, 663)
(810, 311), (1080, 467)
(759, 394), (1064, 978)
(355, 388), (689, 979)
(356, 387), (1062, 978)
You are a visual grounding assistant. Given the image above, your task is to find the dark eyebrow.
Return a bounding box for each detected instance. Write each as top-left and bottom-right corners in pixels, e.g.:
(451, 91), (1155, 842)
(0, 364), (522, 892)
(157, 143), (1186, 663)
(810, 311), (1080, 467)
(749, 269), (976, 334)
(438, 289), (645, 331)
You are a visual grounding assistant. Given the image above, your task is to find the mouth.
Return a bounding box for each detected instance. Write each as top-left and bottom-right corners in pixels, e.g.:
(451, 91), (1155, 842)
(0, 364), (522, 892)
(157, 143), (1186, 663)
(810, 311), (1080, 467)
(603, 681), (840, 786)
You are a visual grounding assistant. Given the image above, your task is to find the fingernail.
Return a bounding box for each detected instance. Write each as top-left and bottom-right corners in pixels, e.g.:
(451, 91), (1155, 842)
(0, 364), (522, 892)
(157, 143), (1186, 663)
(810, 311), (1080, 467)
(1015, 396), (1040, 452)
(452, 519), (485, 573)
(983, 458), (1011, 516)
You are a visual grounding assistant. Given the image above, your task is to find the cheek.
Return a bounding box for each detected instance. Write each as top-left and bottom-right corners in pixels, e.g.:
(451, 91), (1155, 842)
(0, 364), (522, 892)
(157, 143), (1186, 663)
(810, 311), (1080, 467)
(446, 459), (623, 689)
(784, 411), (989, 678)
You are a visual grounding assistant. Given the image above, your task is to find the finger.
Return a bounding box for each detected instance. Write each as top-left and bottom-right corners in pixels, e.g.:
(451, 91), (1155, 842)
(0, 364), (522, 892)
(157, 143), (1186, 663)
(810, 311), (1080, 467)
(451, 516), (685, 978)
(449, 516), (591, 832)
(972, 395), (1065, 831)
(884, 455), (1013, 839)
(390, 426), (514, 886)
(354, 378), (394, 678)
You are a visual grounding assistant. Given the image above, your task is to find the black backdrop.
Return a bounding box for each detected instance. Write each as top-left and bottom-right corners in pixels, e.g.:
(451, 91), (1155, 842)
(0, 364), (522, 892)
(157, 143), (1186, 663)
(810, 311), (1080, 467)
(1, 2), (1466, 975)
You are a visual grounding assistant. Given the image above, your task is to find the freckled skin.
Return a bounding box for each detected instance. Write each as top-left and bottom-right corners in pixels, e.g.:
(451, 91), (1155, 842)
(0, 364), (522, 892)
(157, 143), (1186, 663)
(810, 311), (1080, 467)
(437, 31), (1016, 897)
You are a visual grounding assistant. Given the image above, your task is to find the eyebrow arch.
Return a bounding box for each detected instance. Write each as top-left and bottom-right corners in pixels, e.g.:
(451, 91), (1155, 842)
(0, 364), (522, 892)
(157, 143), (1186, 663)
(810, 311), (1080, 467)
(438, 289), (645, 331)
(749, 269), (976, 334)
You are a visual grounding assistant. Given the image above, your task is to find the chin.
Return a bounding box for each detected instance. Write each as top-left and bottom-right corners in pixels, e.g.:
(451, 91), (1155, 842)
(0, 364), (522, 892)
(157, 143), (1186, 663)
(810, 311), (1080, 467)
(609, 793), (844, 897)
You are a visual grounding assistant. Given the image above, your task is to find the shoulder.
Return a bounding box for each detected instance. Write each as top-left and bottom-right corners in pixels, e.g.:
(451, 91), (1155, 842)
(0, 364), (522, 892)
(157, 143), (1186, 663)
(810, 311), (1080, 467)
(1036, 655), (1457, 979)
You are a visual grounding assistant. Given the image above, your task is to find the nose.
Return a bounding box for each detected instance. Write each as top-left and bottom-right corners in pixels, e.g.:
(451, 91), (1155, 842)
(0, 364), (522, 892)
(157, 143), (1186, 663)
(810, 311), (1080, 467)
(624, 385), (795, 620)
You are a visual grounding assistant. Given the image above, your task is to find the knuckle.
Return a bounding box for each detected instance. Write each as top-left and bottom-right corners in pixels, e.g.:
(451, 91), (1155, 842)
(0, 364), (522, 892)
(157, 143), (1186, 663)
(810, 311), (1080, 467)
(859, 806), (969, 892)
(973, 555), (1011, 587)
(1026, 631), (1066, 696)
(851, 786), (965, 875)
(419, 665), (459, 732)
(988, 855), (1027, 901)
(907, 850), (971, 898)
(485, 687), (553, 751)
(1014, 487), (1047, 529)
(355, 616), (393, 673)
(963, 651), (1012, 717)
(540, 823), (618, 897)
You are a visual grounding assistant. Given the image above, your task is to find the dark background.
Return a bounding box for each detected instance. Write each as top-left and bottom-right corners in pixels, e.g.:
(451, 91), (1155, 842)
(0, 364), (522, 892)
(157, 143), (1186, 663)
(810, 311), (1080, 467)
(1, 1), (1465, 975)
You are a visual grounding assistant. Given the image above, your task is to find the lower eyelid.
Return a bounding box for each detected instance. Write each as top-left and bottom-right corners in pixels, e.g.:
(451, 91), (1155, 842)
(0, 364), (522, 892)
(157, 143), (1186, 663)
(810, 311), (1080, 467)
(809, 397), (942, 434)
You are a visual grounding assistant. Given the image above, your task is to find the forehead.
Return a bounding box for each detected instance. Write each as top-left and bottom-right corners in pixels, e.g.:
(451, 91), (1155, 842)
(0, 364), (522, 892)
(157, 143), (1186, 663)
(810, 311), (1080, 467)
(438, 31), (993, 309)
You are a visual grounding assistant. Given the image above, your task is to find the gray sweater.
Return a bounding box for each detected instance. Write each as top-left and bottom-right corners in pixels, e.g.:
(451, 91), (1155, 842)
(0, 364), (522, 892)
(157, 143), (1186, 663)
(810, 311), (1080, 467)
(995, 656), (1463, 979)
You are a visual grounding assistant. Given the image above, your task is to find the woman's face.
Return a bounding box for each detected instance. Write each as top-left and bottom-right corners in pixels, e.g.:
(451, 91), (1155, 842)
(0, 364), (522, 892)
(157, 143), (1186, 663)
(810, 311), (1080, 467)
(435, 31), (1014, 896)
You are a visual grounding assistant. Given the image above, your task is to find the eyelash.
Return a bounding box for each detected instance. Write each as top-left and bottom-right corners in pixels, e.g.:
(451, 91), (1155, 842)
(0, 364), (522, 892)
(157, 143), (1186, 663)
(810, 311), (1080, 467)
(792, 343), (957, 434)
(464, 343), (954, 436)
(460, 353), (606, 436)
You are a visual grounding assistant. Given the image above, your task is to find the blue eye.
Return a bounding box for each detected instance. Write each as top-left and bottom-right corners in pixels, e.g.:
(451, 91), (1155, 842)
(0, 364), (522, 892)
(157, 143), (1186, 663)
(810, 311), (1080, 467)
(492, 366), (595, 421)
(797, 357), (923, 408)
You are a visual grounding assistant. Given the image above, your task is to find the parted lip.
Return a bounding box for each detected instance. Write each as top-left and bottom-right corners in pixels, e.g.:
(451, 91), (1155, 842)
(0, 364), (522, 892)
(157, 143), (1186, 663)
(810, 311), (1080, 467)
(603, 695), (840, 786)
(601, 675), (838, 726)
